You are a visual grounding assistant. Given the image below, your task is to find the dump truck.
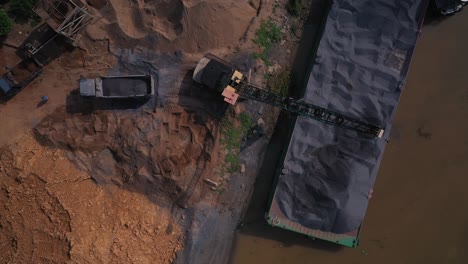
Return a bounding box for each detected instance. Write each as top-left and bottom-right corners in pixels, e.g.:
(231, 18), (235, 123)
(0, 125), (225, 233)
(0, 24), (70, 101)
(79, 75), (155, 98)
(0, 59), (43, 99)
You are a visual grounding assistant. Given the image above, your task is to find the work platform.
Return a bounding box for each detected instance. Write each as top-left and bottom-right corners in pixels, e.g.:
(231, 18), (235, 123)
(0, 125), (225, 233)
(33, 0), (92, 42)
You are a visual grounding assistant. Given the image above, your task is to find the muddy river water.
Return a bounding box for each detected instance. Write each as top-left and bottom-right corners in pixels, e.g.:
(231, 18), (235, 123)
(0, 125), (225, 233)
(231, 8), (468, 264)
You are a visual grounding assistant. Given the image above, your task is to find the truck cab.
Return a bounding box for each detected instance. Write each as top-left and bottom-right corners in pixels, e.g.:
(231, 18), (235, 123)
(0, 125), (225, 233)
(0, 78), (12, 97)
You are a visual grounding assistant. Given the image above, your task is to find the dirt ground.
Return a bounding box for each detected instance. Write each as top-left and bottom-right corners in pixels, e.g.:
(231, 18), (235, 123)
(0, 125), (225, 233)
(0, 0), (303, 263)
(0, 134), (183, 263)
(231, 8), (468, 264)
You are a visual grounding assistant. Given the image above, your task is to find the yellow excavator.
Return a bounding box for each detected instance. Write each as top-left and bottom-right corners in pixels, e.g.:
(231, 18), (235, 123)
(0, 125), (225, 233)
(193, 54), (384, 138)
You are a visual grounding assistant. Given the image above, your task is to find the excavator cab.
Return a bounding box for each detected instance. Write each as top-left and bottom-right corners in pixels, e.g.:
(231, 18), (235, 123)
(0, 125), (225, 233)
(194, 54), (232, 92)
(193, 54), (243, 104)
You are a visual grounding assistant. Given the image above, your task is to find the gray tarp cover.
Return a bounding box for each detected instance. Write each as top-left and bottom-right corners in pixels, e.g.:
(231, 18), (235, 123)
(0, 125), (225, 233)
(275, 0), (427, 233)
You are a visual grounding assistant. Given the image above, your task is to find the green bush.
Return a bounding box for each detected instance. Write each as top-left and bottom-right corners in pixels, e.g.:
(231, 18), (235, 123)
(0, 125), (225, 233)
(9, 0), (38, 20)
(0, 9), (12, 36)
(267, 69), (290, 97)
(220, 113), (254, 173)
(254, 19), (281, 51)
(253, 19), (282, 65)
(286, 0), (304, 17)
(238, 112), (254, 134)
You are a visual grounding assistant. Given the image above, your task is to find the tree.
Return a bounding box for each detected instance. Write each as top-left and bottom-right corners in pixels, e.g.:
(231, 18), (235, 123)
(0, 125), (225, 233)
(0, 9), (13, 36)
(9, 0), (38, 20)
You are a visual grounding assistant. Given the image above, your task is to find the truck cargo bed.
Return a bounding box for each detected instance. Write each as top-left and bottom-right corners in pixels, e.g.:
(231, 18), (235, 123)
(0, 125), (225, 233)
(101, 76), (153, 97)
(1, 58), (42, 97)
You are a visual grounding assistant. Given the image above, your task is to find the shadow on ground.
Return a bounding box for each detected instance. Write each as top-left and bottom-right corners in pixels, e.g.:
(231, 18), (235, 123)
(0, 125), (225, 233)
(65, 88), (153, 114)
(177, 69), (229, 119)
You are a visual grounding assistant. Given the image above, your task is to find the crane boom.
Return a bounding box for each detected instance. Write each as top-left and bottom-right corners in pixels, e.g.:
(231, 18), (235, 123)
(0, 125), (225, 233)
(233, 81), (384, 138)
(193, 54), (385, 138)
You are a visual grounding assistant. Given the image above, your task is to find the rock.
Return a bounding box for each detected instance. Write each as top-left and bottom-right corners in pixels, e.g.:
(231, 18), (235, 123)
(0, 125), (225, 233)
(240, 164), (246, 173)
(257, 107), (264, 115)
(268, 63), (281, 74)
(268, 66), (274, 74)
(204, 178), (219, 187)
(257, 118), (265, 126)
(286, 49), (291, 54)
(234, 105), (241, 115)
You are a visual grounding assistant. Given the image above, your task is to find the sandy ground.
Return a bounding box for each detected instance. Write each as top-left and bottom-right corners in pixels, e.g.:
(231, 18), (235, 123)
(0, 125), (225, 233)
(1, 0), (305, 263)
(231, 8), (468, 264)
(82, 0), (260, 53)
(0, 134), (183, 263)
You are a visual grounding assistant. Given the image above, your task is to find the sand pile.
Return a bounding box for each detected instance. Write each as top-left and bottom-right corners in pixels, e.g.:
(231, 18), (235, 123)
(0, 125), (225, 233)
(0, 145), (71, 263)
(85, 0), (259, 52)
(0, 135), (183, 263)
(34, 104), (217, 203)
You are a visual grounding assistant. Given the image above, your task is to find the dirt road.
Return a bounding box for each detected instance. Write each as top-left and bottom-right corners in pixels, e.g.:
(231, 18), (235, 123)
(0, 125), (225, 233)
(231, 8), (468, 264)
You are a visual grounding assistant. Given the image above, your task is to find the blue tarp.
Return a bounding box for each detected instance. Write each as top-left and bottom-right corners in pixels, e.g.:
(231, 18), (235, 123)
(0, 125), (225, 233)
(0, 79), (12, 95)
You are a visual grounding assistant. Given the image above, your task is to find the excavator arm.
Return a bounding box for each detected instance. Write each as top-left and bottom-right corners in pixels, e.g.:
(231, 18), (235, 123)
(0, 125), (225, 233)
(193, 54), (385, 138)
(229, 78), (384, 138)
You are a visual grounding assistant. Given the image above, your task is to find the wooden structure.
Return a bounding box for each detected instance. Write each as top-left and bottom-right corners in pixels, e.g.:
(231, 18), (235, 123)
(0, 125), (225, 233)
(34, 0), (93, 42)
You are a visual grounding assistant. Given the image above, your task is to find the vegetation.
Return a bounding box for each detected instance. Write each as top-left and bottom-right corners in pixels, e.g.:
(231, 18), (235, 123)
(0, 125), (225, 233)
(286, 0), (305, 17)
(267, 69), (291, 97)
(253, 19), (281, 65)
(9, 0), (38, 20)
(239, 112), (254, 132)
(0, 9), (12, 36)
(220, 113), (254, 173)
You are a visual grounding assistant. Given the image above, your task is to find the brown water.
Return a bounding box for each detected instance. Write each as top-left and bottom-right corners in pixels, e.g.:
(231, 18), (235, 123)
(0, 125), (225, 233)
(231, 10), (468, 264)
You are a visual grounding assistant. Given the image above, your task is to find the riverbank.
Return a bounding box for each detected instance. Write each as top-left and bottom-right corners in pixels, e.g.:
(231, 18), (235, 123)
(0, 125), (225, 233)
(231, 7), (468, 264)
